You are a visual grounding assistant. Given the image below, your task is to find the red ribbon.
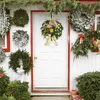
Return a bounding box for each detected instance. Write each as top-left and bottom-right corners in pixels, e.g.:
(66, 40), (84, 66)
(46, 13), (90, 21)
(78, 34), (84, 39)
(0, 74), (4, 77)
(78, 34), (84, 44)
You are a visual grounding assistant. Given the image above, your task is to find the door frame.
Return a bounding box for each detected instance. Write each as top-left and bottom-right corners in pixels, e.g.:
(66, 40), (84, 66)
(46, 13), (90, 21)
(30, 10), (70, 93)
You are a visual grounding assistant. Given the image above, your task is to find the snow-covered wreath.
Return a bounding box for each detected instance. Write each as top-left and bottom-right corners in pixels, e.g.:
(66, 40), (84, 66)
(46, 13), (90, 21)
(0, 47), (6, 63)
(0, 7), (11, 36)
(13, 30), (29, 47)
(70, 8), (94, 33)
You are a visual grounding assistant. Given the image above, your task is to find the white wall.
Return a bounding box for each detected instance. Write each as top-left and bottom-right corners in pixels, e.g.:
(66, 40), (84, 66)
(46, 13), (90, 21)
(1, 4), (100, 95)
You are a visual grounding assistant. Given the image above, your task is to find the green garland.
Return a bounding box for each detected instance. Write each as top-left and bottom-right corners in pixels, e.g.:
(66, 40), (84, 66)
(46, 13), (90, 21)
(71, 30), (100, 58)
(41, 19), (63, 45)
(0, 0), (99, 15)
(9, 50), (31, 74)
(13, 9), (29, 27)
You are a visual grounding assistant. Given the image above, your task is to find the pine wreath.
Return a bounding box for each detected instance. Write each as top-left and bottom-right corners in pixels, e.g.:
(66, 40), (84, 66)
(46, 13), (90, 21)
(13, 8), (29, 27)
(0, 47), (6, 63)
(71, 34), (91, 58)
(9, 50), (31, 74)
(41, 19), (63, 45)
(13, 30), (29, 47)
(70, 7), (94, 33)
(71, 30), (100, 58)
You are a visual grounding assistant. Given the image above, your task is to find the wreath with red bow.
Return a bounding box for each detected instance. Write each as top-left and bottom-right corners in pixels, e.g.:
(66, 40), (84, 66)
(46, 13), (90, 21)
(71, 33), (90, 58)
(71, 30), (100, 58)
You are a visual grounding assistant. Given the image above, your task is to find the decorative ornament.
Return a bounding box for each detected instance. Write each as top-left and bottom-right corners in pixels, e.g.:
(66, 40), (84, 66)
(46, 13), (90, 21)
(9, 50), (31, 74)
(13, 30), (29, 47)
(13, 8), (29, 27)
(70, 7), (94, 33)
(41, 19), (63, 46)
(0, 6), (11, 36)
(0, 47), (6, 63)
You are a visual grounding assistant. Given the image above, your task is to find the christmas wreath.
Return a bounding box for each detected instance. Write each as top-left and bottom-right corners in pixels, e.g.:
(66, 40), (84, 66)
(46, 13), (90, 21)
(0, 47), (6, 63)
(70, 7), (94, 33)
(41, 19), (63, 45)
(13, 30), (29, 47)
(71, 30), (100, 58)
(0, 7), (11, 36)
(13, 8), (29, 27)
(9, 50), (31, 74)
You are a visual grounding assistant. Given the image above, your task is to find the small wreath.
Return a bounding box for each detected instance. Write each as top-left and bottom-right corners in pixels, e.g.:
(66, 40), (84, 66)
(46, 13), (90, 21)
(13, 30), (29, 47)
(9, 50), (31, 74)
(0, 8), (11, 36)
(13, 8), (29, 27)
(70, 8), (94, 33)
(0, 47), (6, 63)
(41, 19), (63, 45)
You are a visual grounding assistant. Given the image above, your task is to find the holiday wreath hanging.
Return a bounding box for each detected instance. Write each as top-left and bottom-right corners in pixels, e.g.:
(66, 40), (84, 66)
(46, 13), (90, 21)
(0, 47), (6, 63)
(70, 7), (94, 33)
(0, 7), (11, 36)
(71, 30), (100, 58)
(9, 50), (31, 74)
(13, 8), (29, 27)
(13, 30), (29, 47)
(41, 19), (63, 45)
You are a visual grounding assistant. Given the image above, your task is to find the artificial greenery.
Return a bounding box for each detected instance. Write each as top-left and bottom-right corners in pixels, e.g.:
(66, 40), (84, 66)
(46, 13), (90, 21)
(76, 72), (100, 100)
(0, 94), (16, 100)
(13, 8), (29, 27)
(71, 30), (100, 58)
(96, 90), (100, 100)
(9, 50), (31, 74)
(0, 67), (10, 96)
(6, 81), (30, 100)
(0, 47), (6, 63)
(69, 7), (94, 33)
(13, 30), (29, 47)
(8, 96), (16, 100)
(0, 94), (8, 100)
(71, 36), (91, 58)
(0, 0), (99, 33)
(41, 19), (63, 45)
(0, 7), (11, 36)
(0, 0), (99, 14)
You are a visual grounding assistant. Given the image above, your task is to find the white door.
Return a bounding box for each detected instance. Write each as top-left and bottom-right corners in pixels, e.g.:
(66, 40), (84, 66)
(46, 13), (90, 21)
(32, 12), (69, 90)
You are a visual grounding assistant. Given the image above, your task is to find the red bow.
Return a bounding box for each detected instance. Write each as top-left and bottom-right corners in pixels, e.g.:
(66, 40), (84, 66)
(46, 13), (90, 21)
(0, 74), (4, 77)
(78, 34), (84, 44)
(78, 34), (84, 39)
